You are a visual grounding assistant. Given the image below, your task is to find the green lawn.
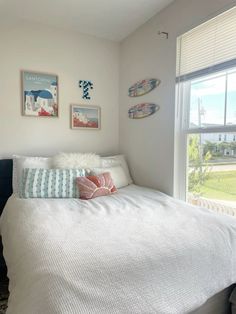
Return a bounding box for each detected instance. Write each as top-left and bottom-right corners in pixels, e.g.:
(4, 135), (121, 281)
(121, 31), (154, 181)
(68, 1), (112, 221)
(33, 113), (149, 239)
(200, 171), (236, 201)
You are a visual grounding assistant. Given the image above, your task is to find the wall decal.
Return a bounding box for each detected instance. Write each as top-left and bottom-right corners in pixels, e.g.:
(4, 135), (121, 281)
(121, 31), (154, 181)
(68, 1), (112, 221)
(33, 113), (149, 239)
(79, 80), (94, 100)
(71, 104), (101, 130)
(22, 70), (58, 117)
(128, 78), (161, 97)
(128, 103), (160, 119)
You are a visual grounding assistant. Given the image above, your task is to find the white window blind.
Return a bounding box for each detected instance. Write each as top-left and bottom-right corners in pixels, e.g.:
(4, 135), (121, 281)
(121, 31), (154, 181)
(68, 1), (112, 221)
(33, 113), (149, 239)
(176, 6), (236, 81)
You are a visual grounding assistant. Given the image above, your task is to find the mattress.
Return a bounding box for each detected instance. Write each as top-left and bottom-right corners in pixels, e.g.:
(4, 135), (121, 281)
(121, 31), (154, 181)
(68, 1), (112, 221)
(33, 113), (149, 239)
(1, 184), (236, 314)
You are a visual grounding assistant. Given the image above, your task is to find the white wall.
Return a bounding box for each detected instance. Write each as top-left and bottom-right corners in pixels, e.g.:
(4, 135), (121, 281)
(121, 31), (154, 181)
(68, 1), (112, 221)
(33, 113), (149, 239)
(0, 20), (120, 157)
(119, 0), (236, 196)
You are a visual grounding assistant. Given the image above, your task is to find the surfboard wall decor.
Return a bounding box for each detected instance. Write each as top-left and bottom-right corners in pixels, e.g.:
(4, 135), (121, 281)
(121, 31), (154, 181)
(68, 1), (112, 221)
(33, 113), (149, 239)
(128, 103), (160, 119)
(128, 78), (161, 97)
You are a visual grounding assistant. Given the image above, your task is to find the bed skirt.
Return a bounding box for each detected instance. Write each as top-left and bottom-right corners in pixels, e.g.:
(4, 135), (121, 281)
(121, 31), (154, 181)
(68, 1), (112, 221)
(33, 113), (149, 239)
(192, 285), (235, 314)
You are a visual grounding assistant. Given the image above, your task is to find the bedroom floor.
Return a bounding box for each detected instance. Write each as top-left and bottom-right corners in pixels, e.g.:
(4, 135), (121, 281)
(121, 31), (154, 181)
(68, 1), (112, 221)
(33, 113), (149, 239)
(0, 280), (8, 314)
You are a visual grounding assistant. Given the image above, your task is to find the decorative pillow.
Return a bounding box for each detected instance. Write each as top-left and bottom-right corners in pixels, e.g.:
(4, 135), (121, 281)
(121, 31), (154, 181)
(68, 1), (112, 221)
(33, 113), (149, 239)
(12, 155), (51, 195)
(52, 152), (101, 169)
(91, 166), (129, 189)
(77, 172), (117, 200)
(101, 155), (133, 184)
(21, 168), (85, 198)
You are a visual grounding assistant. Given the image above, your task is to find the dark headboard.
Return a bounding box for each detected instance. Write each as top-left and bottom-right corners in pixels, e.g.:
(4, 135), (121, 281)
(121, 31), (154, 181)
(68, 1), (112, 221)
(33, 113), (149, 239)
(0, 159), (13, 214)
(0, 159), (13, 281)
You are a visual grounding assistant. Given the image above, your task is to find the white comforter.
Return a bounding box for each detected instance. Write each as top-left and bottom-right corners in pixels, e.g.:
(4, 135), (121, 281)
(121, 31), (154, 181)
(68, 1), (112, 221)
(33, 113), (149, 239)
(1, 185), (236, 314)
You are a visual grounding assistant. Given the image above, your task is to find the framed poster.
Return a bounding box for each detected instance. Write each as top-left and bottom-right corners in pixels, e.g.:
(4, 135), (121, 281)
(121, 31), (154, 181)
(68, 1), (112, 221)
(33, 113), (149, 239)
(71, 104), (101, 130)
(21, 70), (58, 117)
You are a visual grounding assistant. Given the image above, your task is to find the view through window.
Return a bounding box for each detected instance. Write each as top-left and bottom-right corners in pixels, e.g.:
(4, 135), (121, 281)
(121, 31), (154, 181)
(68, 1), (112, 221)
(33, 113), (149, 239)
(186, 70), (236, 213)
(187, 133), (236, 212)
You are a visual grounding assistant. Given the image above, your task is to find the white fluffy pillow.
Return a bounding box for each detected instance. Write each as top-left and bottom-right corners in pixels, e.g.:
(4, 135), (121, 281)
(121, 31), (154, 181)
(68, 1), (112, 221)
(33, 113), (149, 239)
(12, 155), (51, 195)
(91, 166), (129, 189)
(52, 153), (101, 169)
(101, 155), (133, 184)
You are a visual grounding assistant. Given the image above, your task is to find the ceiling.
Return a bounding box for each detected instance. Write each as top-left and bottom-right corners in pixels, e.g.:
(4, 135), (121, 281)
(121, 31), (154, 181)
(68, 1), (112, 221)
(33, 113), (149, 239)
(0, 0), (174, 41)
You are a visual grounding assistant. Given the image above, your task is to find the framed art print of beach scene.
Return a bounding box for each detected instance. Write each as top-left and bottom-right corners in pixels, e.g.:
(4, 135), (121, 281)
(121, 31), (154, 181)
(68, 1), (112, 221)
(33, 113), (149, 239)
(71, 105), (101, 130)
(22, 70), (58, 117)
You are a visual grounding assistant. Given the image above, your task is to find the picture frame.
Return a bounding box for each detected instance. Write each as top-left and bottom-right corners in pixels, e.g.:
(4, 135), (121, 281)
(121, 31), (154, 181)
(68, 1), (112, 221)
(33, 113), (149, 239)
(71, 104), (101, 130)
(21, 70), (59, 117)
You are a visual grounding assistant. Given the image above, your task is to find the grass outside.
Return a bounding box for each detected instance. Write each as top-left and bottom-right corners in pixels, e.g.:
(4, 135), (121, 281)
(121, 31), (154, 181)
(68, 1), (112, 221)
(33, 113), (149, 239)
(200, 171), (236, 202)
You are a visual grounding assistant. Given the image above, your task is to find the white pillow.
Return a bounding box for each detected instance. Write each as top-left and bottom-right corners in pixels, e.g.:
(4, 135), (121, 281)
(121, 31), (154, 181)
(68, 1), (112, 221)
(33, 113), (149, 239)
(91, 166), (129, 189)
(12, 155), (51, 195)
(52, 153), (101, 169)
(101, 157), (120, 168)
(101, 155), (133, 184)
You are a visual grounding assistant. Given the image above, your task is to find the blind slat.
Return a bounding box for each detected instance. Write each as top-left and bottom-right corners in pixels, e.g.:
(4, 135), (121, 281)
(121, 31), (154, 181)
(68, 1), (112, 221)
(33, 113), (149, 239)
(177, 6), (236, 79)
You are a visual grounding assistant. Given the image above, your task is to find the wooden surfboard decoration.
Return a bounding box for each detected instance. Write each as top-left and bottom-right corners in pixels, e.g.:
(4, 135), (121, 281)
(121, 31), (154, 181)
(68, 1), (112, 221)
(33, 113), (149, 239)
(128, 103), (160, 119)
(128, 78), (161, 97)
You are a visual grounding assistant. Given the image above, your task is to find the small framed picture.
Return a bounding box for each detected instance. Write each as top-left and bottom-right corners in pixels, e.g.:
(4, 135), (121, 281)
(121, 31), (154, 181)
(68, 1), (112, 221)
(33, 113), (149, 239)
(71, 104), (101, 130)
(21, 70), (58, 117)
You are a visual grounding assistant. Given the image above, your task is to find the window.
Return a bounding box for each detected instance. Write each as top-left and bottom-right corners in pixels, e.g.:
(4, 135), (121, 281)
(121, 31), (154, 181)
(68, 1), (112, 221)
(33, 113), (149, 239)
(175, 6), (236, 215)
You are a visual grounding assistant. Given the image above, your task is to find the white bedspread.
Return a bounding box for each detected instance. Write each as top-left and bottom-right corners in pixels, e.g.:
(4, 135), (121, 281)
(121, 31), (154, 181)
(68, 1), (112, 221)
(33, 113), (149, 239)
(1, 185), (236, 314)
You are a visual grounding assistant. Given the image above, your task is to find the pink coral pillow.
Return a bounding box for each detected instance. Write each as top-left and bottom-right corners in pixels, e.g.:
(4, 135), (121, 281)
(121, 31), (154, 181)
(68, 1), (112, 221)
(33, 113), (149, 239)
(76, 172), (117, 199)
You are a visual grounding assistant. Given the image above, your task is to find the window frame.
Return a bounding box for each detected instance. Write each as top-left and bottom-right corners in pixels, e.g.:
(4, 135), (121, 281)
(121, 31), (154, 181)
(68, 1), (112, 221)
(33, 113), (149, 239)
(174, 68), (236, 201)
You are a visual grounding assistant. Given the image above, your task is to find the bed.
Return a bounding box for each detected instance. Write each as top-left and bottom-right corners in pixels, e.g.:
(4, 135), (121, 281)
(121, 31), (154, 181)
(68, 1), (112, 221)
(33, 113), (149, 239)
(0, 159), (236, 314)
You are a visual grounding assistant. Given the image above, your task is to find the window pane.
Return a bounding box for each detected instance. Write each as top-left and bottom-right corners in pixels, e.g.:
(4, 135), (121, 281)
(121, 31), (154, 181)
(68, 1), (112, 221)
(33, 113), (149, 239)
(226, 72), (236, 125)
(189, 75), (226, 128)
(187, 133), (236, 213)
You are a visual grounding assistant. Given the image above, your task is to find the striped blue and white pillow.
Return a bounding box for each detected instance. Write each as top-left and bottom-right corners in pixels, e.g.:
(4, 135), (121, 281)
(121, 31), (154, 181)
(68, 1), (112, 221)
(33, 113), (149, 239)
(20, 168), (85, 198)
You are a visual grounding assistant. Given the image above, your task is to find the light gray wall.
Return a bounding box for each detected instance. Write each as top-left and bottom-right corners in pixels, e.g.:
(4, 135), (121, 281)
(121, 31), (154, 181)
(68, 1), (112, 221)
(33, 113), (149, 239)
(0, 20), (120, 157)
(119, 0), (236, 195)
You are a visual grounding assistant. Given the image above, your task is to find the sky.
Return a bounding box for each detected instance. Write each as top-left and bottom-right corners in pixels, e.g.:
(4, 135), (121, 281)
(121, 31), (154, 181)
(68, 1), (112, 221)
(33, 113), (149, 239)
(23, 71), (56, 91)
(190, 71), (236, 126)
